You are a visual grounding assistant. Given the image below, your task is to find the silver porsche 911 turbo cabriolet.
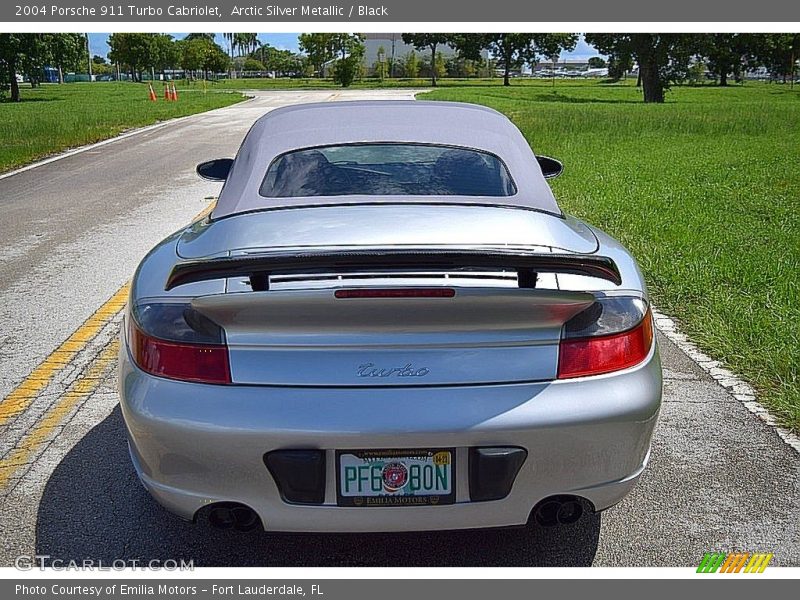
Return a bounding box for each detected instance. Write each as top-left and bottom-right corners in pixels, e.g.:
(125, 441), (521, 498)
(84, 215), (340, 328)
(119, 100), (661, 534)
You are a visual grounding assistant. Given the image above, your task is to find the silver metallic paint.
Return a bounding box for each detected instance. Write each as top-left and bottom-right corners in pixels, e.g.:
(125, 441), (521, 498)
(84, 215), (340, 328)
(120, 101), (662, 531)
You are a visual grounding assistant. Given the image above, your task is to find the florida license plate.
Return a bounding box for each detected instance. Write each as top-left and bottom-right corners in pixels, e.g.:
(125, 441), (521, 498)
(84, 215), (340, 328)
(336, 448), (455, 507)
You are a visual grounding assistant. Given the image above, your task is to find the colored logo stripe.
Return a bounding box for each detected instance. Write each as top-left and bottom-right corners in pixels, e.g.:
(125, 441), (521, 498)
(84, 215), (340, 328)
(697, 552), (773, 573)
(745, 553), (773, 573)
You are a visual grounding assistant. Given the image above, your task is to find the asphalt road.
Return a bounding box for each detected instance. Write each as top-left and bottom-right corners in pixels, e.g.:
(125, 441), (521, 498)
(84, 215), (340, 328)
(0, 90), (798, 568)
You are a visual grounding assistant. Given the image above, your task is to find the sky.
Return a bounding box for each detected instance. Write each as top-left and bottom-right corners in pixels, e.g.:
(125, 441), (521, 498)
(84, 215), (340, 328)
(89, 33), (600, 61)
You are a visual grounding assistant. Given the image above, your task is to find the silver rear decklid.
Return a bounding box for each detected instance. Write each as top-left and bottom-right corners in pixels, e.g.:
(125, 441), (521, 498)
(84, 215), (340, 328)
(192, 286), (595, 386)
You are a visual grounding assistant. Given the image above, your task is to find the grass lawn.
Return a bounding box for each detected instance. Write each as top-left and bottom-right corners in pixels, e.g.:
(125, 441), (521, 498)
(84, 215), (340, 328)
(0, 82), (245, 173)
(425, 80), (800, 429)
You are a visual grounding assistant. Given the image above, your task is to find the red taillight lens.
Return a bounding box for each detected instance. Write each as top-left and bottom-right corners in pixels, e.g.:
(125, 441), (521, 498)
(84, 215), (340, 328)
(557, 297), (653, 379)
(128, 302), (231, 385)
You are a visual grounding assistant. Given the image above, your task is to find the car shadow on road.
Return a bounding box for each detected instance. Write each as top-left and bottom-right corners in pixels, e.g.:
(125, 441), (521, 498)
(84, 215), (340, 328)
(36, 407), (601, 567)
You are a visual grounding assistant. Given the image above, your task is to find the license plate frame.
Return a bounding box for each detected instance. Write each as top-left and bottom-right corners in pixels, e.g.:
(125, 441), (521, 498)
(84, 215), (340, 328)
(336, 448), (456, 507)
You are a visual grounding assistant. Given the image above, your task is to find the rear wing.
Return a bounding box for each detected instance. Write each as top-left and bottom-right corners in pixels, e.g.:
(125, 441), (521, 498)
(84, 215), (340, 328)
(165, 249), (622, 291)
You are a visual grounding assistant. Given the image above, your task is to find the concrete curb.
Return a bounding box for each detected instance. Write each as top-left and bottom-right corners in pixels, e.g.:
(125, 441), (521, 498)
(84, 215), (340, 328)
(652, 307), (800, 455)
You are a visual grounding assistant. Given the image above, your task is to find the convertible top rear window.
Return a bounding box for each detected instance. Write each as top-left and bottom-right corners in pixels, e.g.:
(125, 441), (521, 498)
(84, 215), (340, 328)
(259, 143), (517, 198)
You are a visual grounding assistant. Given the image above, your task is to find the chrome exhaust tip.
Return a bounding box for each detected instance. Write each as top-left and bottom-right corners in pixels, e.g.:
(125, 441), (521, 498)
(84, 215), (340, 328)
(533, 495), (586, 527)
(207, 502), (261, 532)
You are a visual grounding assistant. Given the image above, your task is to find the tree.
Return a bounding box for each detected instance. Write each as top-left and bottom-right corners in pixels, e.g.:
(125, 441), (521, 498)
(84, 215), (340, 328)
(401, 34), (450, 86)
(202, 42), (230, 78)
(421, 51), (446, 82)
(588, 56), (607, 69)
(243, 57), (266, 72)
(222, 33), (234, 76)
(402, 51), (419, 78)
(0, 34), (49, 101)
(586, 34), (701, 102)
(185, 33), (215, 42)
(253, 44), (306, 77)
(43, 34), (86, 84)
(469, 34), (577, 86)
(700, 34), (757, 86)
(151, 34), (179, 78)
(752, 34), (800, 83)
(177, 37), (229, 80)
(606, 53), (633, 81)
(108, 33), (156, 81)
(333, 55), (359, 87)
(298, 33), (338, 76)
(235, 34), (260, 57)
(177, 38), (205, 79)
(445, 56), (478, 78)
(329, 35), (364, 86)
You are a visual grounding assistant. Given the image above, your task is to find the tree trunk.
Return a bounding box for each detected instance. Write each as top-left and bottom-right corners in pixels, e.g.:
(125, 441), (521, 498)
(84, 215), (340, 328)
(640, 60), (664, 103)
(430, 44), (437, 86)
(58, 65), (64, 84)
(636, 70), (642, 87)
(503, 51), (511, 86)
(9, 59), (20, 102)
(719, 71), (728, 86)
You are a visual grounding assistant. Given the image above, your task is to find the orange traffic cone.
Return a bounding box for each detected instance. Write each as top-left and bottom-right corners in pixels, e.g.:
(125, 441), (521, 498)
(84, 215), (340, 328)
(164, 84), (171, 101)
(171, 83), (179, 101)
(148, 83), (157, 102)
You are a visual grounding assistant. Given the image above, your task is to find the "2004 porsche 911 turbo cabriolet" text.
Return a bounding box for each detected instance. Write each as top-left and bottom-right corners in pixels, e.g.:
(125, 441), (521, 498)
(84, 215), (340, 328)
(119, 100), (662, 534)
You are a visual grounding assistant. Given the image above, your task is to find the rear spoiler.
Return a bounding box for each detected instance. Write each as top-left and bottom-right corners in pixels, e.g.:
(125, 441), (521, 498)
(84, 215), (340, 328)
(165, 249), (622, 291)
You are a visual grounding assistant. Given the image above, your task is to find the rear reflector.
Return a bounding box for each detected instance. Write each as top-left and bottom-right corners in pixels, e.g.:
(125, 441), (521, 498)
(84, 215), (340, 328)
(129, 321), (231, 384)
(557, 309), (653, 379)
(334, 288), (456, 299)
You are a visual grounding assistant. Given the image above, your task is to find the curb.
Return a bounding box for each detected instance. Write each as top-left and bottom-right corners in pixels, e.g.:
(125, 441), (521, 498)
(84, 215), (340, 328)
(653, 308), (800, 455)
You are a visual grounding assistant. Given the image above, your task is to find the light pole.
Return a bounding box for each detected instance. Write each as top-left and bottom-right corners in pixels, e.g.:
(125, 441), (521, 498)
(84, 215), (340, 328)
(390, 34), (396, 78)
(85, 33), (92, 81)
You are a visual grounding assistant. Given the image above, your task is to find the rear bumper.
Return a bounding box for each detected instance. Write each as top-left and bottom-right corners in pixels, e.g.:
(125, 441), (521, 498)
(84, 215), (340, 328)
(118, 340), (662, 532)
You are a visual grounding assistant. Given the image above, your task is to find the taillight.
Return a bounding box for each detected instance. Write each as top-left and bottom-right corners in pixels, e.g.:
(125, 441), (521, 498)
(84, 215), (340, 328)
(334, 288), (456, 299)
(128, 302), (231, 384)
(557, 296), (653, 379)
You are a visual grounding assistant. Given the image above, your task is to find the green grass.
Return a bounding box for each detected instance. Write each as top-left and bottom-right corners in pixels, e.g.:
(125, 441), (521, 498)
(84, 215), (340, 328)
(425, 80), (800, 429)
(3, 77), (797, 429)
(0, 82), (245, 173)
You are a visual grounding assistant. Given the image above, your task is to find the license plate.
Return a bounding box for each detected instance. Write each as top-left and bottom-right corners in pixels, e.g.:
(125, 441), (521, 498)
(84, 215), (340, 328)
(336, 448), (455, 507)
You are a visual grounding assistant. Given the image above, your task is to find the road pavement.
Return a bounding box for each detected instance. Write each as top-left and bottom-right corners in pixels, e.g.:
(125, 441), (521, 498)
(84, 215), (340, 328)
(0, 89), (797, 568)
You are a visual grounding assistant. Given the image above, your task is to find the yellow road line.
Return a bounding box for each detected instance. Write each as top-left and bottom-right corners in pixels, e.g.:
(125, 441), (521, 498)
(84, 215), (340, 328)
(0, 201), (215, 430)
(0, 199), (216, 489)
(0, 285), (129, 428)
(0, 340), (119, 487)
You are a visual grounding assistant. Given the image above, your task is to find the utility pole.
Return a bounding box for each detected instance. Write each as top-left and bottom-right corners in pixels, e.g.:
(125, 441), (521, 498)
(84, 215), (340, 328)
(390, 34), (396, 78)
(86, 33), (93, 81)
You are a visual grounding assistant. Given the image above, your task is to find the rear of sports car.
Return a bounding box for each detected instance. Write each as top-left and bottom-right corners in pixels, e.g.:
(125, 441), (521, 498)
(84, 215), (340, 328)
(118, 203), (662, 533)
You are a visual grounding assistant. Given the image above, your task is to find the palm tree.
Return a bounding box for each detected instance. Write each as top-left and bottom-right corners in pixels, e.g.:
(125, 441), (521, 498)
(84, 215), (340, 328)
(185, 33), (215, 42)
(223, 33), (235, 77)
(235, 33), (260, 57)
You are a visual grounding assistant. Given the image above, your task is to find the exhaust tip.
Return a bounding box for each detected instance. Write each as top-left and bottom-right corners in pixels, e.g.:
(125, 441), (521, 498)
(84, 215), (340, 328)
(533, 495), (589, 527)
(206, 502), (262, 532)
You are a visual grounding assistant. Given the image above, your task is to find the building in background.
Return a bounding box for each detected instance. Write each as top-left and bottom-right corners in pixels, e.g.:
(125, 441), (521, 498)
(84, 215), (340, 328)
(362, 34), (487, 76)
